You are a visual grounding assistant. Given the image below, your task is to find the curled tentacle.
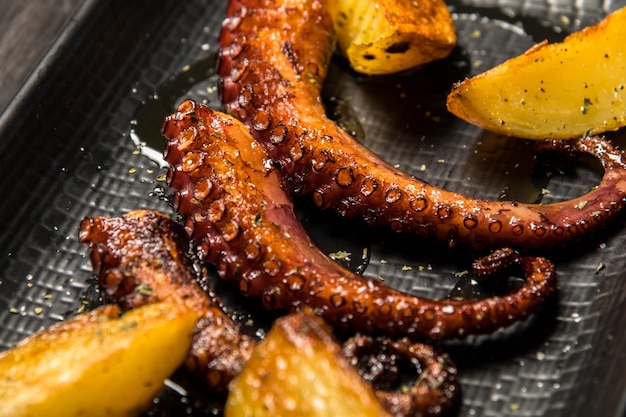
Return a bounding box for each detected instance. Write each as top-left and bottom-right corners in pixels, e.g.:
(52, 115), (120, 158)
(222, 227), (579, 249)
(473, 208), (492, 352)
(78, 210), (256, 391)
(161, 101), (556, 341)
(342, 335), (459, 417)
(472, 247), (519, 277)
(216, 0), (626, 252)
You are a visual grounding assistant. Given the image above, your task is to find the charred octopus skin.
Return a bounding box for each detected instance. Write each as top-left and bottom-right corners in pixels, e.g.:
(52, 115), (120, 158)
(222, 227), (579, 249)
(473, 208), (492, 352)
(78, 210), (256, 391)
(216, 0), (626, 252)
(161, 100), (556, 341)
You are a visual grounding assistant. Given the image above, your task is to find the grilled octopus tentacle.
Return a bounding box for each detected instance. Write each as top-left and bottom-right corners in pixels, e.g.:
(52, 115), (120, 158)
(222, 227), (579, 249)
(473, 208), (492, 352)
(79, 210), (461, 416)
(161, 101), (556, 341)
(78, 210), (256, 391)
(342, 335), (459, 417)
(216, 0), (626, 252)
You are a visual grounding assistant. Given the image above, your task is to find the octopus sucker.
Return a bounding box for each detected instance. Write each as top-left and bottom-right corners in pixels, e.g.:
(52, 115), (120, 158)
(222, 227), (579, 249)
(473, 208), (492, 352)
(161, 102), (557, 341)
(216, 0), (626, 252)
(79, 210), (461, 415)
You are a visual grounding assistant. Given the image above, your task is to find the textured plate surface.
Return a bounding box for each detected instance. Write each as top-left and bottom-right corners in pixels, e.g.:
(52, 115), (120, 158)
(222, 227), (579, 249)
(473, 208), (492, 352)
(1, 0), (626, 416)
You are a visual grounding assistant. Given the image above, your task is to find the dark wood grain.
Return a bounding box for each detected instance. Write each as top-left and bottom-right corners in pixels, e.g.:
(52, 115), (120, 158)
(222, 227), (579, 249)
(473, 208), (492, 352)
(0, 0), (84, 114)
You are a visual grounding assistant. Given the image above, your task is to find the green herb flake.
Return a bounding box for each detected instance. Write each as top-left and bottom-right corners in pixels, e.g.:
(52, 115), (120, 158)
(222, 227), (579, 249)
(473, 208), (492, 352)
(137, 283), (153, 296)
(329, 250), (352, 261)
(120, 321), (139, 331)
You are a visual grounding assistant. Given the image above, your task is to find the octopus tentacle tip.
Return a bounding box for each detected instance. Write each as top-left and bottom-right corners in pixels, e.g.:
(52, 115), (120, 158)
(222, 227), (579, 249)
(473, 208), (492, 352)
(343, 335), (460, 417)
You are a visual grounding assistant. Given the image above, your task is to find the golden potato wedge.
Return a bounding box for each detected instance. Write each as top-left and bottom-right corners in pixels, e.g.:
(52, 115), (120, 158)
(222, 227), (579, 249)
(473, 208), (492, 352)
(447, 6), (626, 140)
(328, 0), (456, 75)
(225, 311), (391, 417)
(0, 302), (197, 417)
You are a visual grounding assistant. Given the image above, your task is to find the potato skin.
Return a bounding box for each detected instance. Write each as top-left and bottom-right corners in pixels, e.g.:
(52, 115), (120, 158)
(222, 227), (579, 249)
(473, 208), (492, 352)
(329, 0), (456, 75)
(225, 311), (391, 417)
(447, 6), (626, 140)
(0, 302), (197, 417)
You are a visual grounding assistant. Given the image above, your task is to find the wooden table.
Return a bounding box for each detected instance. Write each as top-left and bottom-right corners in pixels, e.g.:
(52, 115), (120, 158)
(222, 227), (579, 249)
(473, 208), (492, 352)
(0, 0), (84, 114)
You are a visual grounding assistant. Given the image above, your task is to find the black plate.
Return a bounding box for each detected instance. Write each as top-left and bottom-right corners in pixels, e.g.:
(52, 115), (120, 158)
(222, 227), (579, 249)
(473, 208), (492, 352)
(1, 0), (626, 416)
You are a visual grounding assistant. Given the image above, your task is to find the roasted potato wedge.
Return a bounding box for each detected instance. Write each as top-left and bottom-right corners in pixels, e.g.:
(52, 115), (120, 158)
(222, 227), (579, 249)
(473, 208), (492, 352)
(225, 311), (391, 417)
(328, 0), (456, 75)
(0, 302), (197, 417)
(447, 6), (626, 140)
